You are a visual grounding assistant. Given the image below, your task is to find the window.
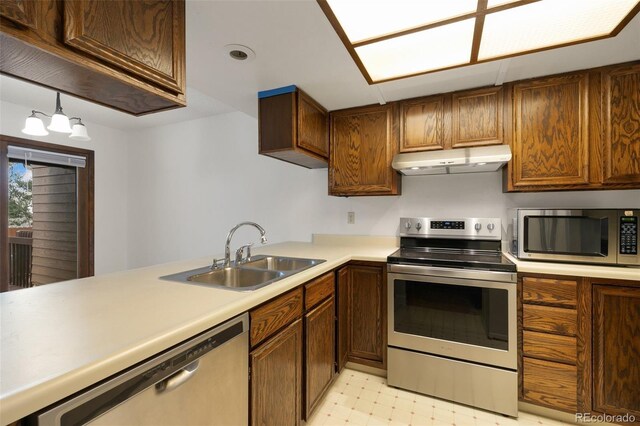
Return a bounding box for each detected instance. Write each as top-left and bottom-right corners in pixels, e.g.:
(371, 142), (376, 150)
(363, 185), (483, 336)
(1, 134), (94, 292)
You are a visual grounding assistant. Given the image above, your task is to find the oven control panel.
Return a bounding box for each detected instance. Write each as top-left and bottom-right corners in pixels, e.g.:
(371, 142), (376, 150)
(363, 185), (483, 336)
(431, 221), (465, 230)
(400, 217), (502, 240)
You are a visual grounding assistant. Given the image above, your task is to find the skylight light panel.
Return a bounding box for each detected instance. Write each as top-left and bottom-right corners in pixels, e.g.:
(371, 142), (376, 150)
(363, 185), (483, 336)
(479, 0), (640, 60)
(325, 0), (478, 43)
(486, 0), (523, 8)
(355, 18), (476, 81)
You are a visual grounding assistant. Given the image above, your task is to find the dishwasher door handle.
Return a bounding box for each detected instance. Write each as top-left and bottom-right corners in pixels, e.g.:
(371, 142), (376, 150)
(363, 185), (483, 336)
(155, 360), (200, 393)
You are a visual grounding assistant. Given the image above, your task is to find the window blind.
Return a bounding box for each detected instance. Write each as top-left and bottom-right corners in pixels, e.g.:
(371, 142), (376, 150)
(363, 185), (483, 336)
(8, 145), (86, 168)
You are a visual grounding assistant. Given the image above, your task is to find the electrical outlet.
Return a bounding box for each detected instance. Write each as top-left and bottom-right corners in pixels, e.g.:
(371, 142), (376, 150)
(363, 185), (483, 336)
(347, 211), (355, 224)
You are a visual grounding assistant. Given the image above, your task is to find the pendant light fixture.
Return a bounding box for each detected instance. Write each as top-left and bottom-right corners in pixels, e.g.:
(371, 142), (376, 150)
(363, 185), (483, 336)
(22, 92), (91, 141)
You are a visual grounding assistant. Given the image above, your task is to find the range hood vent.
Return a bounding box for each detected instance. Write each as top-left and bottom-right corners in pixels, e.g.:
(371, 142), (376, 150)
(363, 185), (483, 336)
(392, 145), (512, 176)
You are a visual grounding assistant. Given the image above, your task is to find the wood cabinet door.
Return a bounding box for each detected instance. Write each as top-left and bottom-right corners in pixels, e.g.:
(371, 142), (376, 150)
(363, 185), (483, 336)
(0, 0), (37, 29)
(347, 265), (385, 368)
(251, 319), (303, 426)
(329, 104), (400, 196)
(336, 267), (349, 372)
(297, 90), (329, 159)
(305, 297), (335, 418)
(512, 72), (590, 187)
(64, 0), (185, 95)
(452, 86), (503, 148)
(399, 95), (449, 152)
(602, 63), (640, 185)
(592, 285), (640, 418)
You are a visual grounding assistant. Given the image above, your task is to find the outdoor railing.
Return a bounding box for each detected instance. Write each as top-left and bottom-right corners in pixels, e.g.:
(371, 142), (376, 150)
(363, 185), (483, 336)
(9, 235), (32, 288)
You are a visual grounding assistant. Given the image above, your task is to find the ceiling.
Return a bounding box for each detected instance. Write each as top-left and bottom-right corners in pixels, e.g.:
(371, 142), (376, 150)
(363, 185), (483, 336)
(1, 0), (640, 131)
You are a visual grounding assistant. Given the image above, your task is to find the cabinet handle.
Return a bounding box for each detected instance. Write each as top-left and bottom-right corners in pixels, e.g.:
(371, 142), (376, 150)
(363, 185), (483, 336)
(155, 360), (200, 393)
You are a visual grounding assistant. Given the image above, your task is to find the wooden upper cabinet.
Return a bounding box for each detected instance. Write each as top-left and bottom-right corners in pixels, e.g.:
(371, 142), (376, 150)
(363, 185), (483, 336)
(329, 103), (401, 196)
(0, 0), (37, 29)
(0, 0), (185, 115)
(592, 285), (640, 418)
(452, 86), (503, 148)
(399, 86), (504, 153)
(259, 87), (328, 169)
(64, 0), (184, 94)
(602, 63), (640, 185)
(399, 95), (449, 152)
(511, 72), (590, 188)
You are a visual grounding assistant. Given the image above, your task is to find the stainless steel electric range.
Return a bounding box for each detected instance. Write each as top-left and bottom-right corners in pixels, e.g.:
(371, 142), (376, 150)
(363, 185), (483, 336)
(387, 217), (518, 417)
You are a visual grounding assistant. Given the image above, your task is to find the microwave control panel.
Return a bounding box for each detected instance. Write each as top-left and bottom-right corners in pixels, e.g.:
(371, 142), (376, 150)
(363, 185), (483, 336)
(620, 216), (638, 255)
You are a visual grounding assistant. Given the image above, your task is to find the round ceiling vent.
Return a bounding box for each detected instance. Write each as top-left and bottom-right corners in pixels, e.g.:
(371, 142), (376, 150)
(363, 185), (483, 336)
(223, 44), (256, 62)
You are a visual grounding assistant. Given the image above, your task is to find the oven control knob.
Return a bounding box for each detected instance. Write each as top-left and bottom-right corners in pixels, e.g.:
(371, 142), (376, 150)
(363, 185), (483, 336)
(416, 222), (422, 231)
(487, 223), (495, 232)
(474, 223), (482, 232)
(405, 221), (412, 230)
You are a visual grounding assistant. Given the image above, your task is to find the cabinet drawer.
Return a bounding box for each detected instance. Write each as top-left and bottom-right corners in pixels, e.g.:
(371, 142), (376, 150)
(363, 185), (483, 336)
(251, 288), (303, 347)
(305, 272), (334, 310)
(523, 304), (577, 336)
(523, 277), (577, 307)
(523, 357), (577, 412)
(523, 330), (576, 364)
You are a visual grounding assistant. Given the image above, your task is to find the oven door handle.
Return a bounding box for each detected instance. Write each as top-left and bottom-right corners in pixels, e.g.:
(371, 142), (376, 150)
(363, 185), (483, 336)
(387, 263), (516, 283)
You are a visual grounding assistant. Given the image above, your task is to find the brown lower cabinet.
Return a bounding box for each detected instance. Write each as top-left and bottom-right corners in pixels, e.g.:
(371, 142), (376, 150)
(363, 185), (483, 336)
(337, 262), (386, 370)
(305, 296), (335, 416)
(250, 319), (303, 426)
(249, 272), (337, 425)
(592, 283), (640, 419)
(520, 273), (640, 423)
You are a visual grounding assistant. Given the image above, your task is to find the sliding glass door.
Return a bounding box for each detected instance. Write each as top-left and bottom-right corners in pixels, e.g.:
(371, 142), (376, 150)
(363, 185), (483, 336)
(1, 135), (94, 292)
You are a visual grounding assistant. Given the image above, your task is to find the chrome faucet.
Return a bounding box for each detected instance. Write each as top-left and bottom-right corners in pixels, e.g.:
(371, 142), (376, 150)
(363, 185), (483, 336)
(223, 222), (267, 267)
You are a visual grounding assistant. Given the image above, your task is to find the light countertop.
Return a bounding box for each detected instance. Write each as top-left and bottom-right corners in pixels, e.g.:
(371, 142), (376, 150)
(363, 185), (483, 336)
(1, 235), (637, 424)
(504, 252), (640, 281)
(0, 237), (397, 425)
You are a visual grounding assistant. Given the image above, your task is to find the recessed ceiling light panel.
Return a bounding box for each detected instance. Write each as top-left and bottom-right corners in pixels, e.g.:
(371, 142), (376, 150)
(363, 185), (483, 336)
(355, 18), (476, 81)
(479, 0), (640, 60)
(486, 0), (521, 9)
(317, 0), (640, 83)
(326, 0), (477, 43)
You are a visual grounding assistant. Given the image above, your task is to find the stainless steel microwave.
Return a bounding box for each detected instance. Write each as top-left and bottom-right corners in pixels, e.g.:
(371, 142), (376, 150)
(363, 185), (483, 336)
(509, 209), (639, 267)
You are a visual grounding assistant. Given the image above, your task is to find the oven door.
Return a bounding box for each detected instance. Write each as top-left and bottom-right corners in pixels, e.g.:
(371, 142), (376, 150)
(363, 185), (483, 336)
(388, 264), (517, 370)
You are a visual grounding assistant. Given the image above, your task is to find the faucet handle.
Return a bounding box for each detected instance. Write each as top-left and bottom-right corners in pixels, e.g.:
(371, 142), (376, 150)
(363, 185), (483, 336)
(211, 258), (224, 270)
(235, 243), (254, 264)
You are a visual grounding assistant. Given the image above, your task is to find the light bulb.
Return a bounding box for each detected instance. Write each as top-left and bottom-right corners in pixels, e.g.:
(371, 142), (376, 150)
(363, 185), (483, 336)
(22, 115), (49, 136)
(48, 113), (72, 133)
(70, 122), (91, 141)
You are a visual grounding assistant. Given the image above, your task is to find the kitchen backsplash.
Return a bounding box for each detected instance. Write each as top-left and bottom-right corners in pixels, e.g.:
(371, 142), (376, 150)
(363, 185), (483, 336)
(309, 170), (640, 236)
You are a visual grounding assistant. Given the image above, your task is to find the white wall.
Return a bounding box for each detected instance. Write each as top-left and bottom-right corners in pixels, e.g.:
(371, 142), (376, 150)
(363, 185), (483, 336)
(311, 171), (640, 236)
(125, 109), (640, 269)
(125, 111), (326, 268)
(1, 100), (130, 275)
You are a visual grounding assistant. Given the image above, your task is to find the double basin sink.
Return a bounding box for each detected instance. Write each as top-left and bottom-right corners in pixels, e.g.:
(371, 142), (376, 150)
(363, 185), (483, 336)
(161, 255), (326, 291)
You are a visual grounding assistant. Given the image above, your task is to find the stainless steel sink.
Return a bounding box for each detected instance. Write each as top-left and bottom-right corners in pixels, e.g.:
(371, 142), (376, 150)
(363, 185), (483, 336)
(160, 255), (326, 291)
(187, 267), (285, 290)
(242, 256), (323, 272)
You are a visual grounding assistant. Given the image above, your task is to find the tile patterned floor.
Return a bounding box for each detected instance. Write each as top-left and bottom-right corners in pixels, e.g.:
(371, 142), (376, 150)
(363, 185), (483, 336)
(306, 368), (573, 426)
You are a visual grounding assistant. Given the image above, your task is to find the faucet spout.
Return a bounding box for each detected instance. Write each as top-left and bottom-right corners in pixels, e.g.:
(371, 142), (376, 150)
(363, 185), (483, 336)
(224, 221), (267, 267)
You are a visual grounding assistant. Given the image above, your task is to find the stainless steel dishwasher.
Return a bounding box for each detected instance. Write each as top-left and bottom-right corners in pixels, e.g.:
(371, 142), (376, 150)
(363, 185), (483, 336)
(33, 313), (249, 426)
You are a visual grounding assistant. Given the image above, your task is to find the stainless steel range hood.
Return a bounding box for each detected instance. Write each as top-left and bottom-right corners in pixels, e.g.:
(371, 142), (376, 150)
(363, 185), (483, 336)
(392, 145), (512, 176)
